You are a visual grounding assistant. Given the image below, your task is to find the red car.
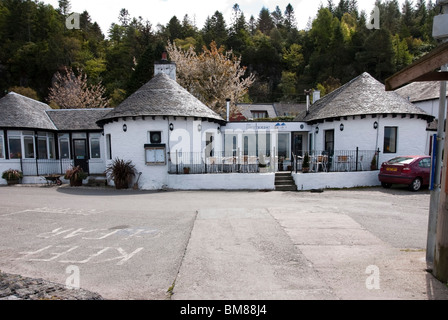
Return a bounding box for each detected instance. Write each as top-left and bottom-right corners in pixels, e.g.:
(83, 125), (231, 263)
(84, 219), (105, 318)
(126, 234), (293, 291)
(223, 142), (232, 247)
(378, 156), (432, 191)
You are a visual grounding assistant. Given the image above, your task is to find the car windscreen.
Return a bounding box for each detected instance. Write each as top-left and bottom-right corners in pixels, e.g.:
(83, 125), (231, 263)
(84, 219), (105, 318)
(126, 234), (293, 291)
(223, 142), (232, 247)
(387, 157), (415, 165)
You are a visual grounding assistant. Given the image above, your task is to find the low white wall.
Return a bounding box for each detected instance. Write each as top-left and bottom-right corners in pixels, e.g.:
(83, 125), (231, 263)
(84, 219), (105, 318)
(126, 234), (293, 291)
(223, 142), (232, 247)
(293, 171), (381, 191)
(166, 173), (275, 191)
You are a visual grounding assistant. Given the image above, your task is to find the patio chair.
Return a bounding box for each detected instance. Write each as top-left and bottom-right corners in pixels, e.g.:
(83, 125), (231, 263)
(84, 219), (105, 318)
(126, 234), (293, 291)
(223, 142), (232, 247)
(313, 155), (328, 172)
(206, 157), (219, 173)
(248, 156), (258, 173)
(357, 155), (364, 171)
(337, 155), (350, 172)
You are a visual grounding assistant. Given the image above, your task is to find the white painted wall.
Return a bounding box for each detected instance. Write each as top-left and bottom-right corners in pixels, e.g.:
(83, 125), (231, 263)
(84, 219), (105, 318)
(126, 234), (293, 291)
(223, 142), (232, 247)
(103, 116), (222, 190)
(414, 99), (446, 119)
(311, 115), (429, 165)
(167, 173), (275, 190)
(293, 171), (381, 191)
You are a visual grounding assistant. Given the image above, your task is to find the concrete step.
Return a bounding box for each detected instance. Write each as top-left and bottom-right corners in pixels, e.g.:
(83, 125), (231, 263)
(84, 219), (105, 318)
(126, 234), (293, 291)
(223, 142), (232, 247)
(275, 173), (297, 191)
(275, 185), (297, 191)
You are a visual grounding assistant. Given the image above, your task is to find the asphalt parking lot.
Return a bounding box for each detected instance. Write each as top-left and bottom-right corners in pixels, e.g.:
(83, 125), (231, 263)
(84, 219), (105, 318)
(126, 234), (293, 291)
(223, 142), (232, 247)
(0, 185), (448, 300)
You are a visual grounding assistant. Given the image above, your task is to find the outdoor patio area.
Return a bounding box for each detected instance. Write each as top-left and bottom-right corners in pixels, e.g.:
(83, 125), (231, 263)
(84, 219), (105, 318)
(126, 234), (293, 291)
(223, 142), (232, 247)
(168, 149), (379, 175)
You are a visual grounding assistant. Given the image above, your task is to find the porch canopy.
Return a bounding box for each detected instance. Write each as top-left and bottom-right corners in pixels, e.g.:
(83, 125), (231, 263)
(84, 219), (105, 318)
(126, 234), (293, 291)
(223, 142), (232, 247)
(385, 41), (448, 91)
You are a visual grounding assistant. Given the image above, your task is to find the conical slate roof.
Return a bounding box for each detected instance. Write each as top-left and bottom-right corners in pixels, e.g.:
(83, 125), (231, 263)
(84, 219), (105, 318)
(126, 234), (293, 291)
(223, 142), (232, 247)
(296, 72), (433, 123)
(0, 92), (56, 130)
(98, 73), (224, 124)
(395, 81), (447, 103)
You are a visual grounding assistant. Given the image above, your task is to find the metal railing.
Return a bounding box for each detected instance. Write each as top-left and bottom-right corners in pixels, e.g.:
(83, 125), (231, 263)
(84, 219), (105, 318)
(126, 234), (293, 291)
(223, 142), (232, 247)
(20, 159), (106, 176)
(292, 148), (380, 173)
(168, 151), (271, 175)
(168, 148), (380, 175)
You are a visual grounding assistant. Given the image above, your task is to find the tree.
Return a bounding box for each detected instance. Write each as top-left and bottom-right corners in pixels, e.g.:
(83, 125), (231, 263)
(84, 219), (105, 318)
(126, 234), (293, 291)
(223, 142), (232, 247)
(284, 4), (297, 31)
(58, 0), (71, 15)
(202, 11), (228, 48)
(257, 7), (274, 34)
(166, 41), (255, 115)
(48, 66), (109, 109)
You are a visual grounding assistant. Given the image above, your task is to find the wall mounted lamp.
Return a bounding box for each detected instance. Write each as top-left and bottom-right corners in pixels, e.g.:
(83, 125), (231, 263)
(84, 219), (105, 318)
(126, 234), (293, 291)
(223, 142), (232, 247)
(373, 121), (379, 129)
(169, 123), (174, 131)
(123, 124), (127, 132)
(315, 127), (319, 134)
(340, 123), (344, 131)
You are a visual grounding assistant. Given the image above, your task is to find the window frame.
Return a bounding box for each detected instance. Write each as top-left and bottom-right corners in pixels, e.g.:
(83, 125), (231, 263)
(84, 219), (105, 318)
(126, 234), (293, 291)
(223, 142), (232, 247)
(59, 134), (71, 159)
(384, 127), (398, 154)
(106, 134), (112, 160)
(277, 133), (291, 160)
(0, 131), (4, 159)
(89, 134), (101, 159)
(145, 144), (166, 166)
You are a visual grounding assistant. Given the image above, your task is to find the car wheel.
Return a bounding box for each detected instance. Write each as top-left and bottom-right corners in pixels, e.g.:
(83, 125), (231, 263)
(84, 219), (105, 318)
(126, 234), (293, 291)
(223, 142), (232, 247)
(381, 182), (392, 189)
(409, 178), (422, 192)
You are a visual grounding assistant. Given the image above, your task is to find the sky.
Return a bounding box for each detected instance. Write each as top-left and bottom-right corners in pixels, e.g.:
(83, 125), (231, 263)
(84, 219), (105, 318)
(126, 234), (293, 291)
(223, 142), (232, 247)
(41, 0), (405, 34)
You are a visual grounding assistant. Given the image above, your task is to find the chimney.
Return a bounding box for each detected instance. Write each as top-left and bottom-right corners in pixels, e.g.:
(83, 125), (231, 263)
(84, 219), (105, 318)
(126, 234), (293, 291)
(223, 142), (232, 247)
(304, 89), (312, 115)
(313, 90), (321, 103)
(226, 99), (231, 121)
(154, 51), (177, 81)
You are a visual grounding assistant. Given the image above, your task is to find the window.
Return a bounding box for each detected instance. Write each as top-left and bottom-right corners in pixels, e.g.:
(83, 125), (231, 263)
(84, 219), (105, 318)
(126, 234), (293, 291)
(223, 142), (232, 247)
(106, 134), (112, 160)
(37, 133), (56, 159)
(59, 134), (70, 159)
(419, 158), (431, 168)
(90, 135), (101, 159)
(206, 133), (214, 157)
(325, 130), (334, 153)
(8, 136), (21, 159)
(23, 132), (35, 159)
(145, 144), (166, 165)
(251, 111), (268, 119)
(278, 133), (291, 159)
(224, 134), (238, 156)
(149, 131), (162, 144)
(38, 137), (48, 159)
(243, 134), (256, 156)
(384, 127), (398, 154)
(0, 132), (4, 159)
(49, 136), (55, 159)
(257, 132), (271, 157)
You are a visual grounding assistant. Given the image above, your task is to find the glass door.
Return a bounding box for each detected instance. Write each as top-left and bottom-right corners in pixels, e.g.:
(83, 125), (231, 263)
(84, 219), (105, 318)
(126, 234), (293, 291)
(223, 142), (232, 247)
(73, 139), (89, 173)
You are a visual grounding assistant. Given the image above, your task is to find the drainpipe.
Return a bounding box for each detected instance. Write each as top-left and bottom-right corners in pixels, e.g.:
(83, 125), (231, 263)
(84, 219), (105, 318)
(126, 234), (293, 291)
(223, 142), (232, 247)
(226, 99), (231, 122)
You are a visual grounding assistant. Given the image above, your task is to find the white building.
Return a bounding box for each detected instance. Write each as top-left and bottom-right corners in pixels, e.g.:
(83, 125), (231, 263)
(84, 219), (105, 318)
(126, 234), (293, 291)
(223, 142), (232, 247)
(0, 59), (435, 190)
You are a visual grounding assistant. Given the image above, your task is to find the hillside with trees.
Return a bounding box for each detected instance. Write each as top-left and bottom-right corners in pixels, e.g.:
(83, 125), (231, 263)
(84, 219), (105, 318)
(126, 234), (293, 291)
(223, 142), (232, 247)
(0, 0), (440, 109)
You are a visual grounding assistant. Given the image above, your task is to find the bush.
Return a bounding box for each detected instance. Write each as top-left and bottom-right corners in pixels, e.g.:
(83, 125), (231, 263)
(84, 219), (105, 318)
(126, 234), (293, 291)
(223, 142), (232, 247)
(64, 166), (88, 186)
(105, 158), (137, 189)
(302, 153), (310, 173)
(2, 169), (23, 181)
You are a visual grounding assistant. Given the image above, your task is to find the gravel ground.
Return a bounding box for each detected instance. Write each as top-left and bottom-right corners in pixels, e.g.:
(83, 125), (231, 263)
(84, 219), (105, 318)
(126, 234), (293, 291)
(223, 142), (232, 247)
(0, 271), (103, 300)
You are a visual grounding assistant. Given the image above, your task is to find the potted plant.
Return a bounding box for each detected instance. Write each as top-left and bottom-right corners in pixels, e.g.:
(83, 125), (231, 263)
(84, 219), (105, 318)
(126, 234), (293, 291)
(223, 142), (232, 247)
(302, 153), (310, 173)
(183, 167), (190, 174)
(64, 166), (88, 187)
(371, 154), (378, 171)
(105, 158), (136, 189)
(2, 169), (23, 185)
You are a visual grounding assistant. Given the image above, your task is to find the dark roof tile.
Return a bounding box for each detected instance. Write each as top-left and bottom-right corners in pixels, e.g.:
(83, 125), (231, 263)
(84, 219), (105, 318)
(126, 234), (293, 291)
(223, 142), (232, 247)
(99, 73), (224, 123)
(0, 92), (56, 130)
(47, 109), (112, 131)
(296, 72), (433, 122)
